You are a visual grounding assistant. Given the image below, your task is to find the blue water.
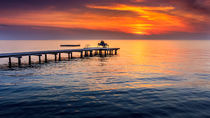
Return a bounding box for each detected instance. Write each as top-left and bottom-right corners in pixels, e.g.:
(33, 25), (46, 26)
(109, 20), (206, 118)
(0, 40), (210, 118)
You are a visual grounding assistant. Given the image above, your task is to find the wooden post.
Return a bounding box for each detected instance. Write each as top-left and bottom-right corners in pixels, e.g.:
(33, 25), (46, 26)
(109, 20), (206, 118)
(29, 56), (31, 66)
(80, 51), (83, 58)
(18, 57), (22, 67)
(45, 54), (47, 63)
(90, 51), (93, 57)
(68, 53), (70, 60)
(54, 54), (57, 62)
(70, 52), (73, 59)
(85, 51), (88, 57)
(58, 53), (61, 61)
(8, 57), (12, 68)
(104, 50), (107, 56)
(38, 55), (41, 64)
(99, 50), (102, 56)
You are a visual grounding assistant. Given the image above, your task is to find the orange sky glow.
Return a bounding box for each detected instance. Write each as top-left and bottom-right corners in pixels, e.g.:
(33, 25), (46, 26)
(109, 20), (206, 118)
(0, 0), (209, 37)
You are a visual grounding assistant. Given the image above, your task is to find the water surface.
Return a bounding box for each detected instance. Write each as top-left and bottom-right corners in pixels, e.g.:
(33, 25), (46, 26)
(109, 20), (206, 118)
(0, 40), (210, 118)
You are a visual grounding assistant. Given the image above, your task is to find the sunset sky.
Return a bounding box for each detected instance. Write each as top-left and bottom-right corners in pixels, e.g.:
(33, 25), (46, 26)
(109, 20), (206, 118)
(0, 0), (210, 39)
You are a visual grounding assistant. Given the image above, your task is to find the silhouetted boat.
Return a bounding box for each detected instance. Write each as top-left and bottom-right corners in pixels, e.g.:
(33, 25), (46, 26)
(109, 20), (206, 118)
(60, 45), (80, 47)
(98, 40), (109, 48)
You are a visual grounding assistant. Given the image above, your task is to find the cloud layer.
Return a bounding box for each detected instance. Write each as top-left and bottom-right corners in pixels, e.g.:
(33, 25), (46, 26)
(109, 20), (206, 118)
(0, 0), (210, 39)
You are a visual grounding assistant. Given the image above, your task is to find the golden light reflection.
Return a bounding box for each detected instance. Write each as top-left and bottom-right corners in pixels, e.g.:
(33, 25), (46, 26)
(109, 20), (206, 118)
(4, 40), (210, 91)
(86, 82), (173, 91)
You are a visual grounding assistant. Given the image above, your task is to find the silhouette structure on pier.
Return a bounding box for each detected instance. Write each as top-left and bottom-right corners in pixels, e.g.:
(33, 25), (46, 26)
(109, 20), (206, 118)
(98, 40), (109, 48)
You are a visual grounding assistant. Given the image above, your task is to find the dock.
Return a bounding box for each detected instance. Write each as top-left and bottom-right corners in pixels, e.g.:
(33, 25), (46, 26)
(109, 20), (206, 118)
(0, 47), (120, 68)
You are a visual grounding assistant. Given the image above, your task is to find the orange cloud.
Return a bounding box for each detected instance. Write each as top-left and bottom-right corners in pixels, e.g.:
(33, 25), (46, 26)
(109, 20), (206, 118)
(87, 4), (195, 34)
(0, 4), (196, 35)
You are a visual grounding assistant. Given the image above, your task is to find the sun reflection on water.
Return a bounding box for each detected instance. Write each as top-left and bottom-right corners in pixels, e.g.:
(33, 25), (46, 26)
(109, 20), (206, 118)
(0, 40), (210, 91)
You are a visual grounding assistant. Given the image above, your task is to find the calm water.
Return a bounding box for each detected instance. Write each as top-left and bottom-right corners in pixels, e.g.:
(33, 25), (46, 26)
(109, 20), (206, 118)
(0, 40), (210, 118)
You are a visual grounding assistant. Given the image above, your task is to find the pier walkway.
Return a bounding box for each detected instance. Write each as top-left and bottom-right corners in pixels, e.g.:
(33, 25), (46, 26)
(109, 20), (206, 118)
(0, 47), (120, 68)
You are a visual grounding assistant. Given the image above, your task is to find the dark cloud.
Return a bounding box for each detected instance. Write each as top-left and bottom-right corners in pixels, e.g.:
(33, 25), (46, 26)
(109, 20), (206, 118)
(0, 0), (139, 17)
(0, 0), (210, 17)
(0, 0), (85, 12)
(0, 0), (132, 11)
(0, 24), (139, 40)
(169, 0), (210, 15)
(0, 0), (209, 13)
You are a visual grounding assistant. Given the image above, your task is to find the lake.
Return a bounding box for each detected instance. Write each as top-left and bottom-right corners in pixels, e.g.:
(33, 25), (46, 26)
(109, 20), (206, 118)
(0, 40), (210, 118)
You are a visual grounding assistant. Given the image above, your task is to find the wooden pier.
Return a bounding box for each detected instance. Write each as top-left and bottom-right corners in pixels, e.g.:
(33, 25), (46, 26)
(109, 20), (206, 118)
(0, 48), (120, 68)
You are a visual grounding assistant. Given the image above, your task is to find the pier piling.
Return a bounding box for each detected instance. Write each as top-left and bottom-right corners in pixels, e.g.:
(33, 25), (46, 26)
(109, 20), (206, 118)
(45, 54), (47, 63)
(18, 57), (22, 67)
(8, 57), (12, 68)
(80, 51), (83, 58)
(54, 54), (57, 62)
(70, 52), (73, 59)
(68, 53), (70, 60)
(104, 50), (107, 56)
(29, 56), (31, 66)
(85, 51), (88, 57)
(90, 51), (93, 57)
(59, 53), (61, 61)
(38, 55), (42, 64)
(99, 50), (102, 56)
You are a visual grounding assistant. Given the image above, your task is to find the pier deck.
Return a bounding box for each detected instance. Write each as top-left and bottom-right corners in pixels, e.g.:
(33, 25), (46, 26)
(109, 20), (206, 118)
(0, 47), (120, 68)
